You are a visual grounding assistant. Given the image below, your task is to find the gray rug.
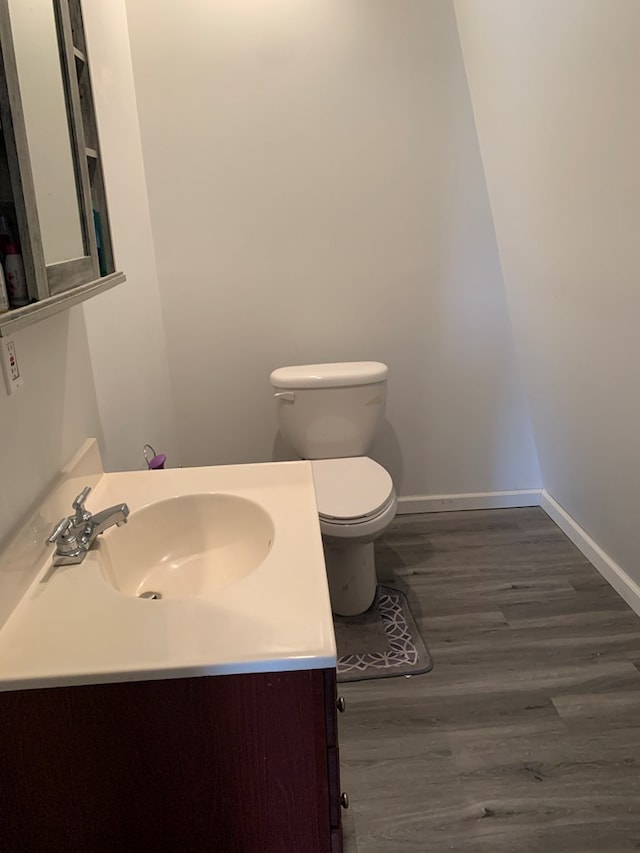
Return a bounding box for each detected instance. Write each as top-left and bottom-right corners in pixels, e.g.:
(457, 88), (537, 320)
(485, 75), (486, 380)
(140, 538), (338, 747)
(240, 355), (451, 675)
(334, 585), (433, 683)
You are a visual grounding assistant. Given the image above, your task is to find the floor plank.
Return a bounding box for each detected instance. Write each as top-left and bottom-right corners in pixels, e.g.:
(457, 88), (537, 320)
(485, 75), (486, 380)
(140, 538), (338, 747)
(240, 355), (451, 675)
(338, 507), (640, 852)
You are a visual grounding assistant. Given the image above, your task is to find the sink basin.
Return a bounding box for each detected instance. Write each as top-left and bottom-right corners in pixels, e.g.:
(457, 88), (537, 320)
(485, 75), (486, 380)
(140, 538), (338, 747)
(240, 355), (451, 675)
(96, 493), (274, 599)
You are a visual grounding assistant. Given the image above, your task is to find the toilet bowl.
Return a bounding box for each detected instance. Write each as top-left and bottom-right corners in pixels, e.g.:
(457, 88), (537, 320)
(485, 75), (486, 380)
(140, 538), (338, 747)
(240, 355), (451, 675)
(313, 456), (398, 615)
(270, 362), (397, 616)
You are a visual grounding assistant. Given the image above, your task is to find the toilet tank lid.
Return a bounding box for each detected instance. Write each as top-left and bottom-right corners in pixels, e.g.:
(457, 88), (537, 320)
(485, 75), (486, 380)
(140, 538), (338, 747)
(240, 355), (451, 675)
(270, 362), (388, 389)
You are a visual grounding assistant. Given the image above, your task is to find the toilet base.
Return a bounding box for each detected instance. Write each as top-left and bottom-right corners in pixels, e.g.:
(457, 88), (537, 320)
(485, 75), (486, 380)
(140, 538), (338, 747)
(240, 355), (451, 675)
(323, 540), (377, 616)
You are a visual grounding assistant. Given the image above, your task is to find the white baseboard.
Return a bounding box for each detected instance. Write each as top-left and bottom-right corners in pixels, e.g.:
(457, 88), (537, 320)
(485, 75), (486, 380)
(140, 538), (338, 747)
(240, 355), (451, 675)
(397, 489), (542, 514)
(541, 490), (640, 618)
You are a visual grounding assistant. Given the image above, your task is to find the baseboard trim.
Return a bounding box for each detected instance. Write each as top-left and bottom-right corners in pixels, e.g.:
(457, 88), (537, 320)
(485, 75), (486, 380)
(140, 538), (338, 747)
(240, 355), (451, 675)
(397, 490), (542, 514)
(541, 490), (640, 618)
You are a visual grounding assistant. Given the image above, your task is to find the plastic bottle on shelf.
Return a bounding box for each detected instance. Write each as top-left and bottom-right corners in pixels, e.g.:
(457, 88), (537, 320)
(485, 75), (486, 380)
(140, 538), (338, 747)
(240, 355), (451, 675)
(4, 243), (28, 307)
(0, 264), (9, 314)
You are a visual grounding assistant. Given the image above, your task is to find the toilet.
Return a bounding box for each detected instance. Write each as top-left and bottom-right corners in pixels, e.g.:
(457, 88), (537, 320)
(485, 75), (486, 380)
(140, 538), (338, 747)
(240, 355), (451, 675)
(270, 362), (398, 616)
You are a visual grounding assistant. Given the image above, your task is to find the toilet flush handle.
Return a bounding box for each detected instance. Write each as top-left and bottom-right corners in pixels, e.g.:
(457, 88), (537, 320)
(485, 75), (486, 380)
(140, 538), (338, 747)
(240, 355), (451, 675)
(274, 391), (296, 402)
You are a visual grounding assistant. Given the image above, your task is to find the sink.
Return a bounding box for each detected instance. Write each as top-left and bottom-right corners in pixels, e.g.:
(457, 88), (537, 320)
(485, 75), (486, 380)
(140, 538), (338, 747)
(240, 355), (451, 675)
(96, 493), (275, 599)
(0, 444), (336, 690)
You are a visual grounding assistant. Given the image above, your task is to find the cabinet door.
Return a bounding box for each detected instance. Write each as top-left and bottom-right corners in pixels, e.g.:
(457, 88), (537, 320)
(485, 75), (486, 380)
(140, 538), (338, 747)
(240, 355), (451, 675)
(0, 670), (336, 853)
(2, 0), (98, 298)
(0, 0), (119, 329)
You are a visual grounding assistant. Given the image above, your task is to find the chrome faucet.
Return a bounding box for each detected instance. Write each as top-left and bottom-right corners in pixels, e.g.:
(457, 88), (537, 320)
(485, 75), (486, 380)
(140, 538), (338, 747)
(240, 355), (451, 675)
(47, 486), (129, 566)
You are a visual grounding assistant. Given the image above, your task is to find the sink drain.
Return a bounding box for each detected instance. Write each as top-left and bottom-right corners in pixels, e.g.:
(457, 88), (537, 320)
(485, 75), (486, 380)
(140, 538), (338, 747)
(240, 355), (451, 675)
(138, 590), (162, 600)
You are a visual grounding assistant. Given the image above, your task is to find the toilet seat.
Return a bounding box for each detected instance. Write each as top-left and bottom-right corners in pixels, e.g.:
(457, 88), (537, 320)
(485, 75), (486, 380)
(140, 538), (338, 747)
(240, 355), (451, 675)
(311, 457), (395, 523)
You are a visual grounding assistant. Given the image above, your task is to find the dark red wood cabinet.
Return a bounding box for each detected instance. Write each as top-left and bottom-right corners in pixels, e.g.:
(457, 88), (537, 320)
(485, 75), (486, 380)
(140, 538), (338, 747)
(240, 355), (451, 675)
(0, 667), (344, 852)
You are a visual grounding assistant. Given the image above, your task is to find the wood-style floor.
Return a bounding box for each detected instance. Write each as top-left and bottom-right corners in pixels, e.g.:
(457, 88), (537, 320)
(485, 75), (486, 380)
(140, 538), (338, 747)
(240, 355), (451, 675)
(338, 508), (640, 852)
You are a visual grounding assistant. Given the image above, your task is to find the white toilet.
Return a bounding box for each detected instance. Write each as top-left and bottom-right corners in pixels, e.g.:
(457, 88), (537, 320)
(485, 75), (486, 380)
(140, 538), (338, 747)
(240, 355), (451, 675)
(270, 362), (398, 616)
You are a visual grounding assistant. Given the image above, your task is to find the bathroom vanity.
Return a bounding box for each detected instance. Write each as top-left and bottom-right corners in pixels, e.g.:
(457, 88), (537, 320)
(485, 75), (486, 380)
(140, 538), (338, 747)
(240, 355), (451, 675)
(0, 441), (343, 851)
(0, 668), (344, 852)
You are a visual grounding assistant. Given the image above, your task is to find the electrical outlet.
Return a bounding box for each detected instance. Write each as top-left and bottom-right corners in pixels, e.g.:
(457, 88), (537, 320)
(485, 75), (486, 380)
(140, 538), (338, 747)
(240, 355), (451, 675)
(1, 338), (23, 394)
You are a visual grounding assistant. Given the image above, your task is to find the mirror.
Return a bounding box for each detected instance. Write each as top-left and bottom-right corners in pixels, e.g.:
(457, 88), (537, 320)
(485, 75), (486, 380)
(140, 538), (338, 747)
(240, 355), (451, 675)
(7, 0), (84, 265)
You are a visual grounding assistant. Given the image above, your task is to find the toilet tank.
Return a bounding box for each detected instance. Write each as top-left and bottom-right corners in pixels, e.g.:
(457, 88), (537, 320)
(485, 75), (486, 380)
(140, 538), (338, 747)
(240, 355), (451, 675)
(270, 362), (388, 459)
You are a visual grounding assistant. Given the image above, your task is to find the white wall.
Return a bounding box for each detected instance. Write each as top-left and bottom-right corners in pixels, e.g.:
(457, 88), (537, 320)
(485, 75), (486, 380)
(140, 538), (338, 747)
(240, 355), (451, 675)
(81, 0), (176, 473)
(455, 2), (640, 572)
(0, 309), (102, 546)
(125, 0), (540, 497)
(0, 0), (175, 546)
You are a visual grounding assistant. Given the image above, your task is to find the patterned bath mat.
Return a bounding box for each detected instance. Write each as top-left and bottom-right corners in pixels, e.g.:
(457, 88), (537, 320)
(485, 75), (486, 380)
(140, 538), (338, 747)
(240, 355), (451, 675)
(334, 585), (433, 683)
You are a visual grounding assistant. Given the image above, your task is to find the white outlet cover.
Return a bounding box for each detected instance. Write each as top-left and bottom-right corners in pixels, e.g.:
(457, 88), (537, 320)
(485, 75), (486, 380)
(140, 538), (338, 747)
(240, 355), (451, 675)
(1, 338), (23, 394)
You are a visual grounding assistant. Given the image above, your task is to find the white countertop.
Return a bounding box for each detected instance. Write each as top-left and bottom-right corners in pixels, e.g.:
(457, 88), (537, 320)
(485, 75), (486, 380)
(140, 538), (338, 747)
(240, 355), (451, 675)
(0, 455), (336, 691)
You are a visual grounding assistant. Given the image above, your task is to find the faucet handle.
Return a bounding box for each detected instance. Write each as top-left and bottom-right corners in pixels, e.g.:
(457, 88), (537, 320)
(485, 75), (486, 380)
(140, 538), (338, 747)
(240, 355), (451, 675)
(47, 517), (83, 562)
(47, 517), (74, 545)
(72, 486), (92, 524)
